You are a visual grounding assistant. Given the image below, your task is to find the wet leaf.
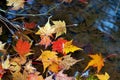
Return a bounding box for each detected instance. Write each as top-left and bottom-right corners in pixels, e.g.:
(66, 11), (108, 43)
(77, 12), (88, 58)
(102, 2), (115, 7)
(96, 72), (110, 80)
(52, 38), (67, 53)
(0, 41), (6, 51)
(24, 22), (36, 29)
(52, 20), (66, 38)
(84, 54), (104, 73)
(59, 55), (82, 70)
(1, 55), (10, 69)
(63, 40), (83, 55)
(36, 50), (58, 72)
(39, 35), (52, 48)
(14, 39), (31, 57)
(35, 19), (55, 36)
(6, 0), (25, 10)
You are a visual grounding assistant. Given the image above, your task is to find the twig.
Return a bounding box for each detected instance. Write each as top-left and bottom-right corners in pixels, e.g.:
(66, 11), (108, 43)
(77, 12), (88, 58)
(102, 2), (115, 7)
(0, 1), (64, 17)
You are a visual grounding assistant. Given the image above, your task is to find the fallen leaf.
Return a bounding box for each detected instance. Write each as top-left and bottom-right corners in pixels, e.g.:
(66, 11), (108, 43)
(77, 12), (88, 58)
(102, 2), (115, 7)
(1, 55), (10, 69)
(63, 40), (82, 55)
(14, 39), (31, 57)
(59, 55), (82, 70)
(24, 61), (36, 74)
(12, 71), (27, 80)
(96, 72), (110, 80)
(24, 22), (36, 29)
(36, 50), (58, 72)
(39, 35), (52, 48)
(84, 54), (104, 73)
(0, 41), (6, 51)
(0, 64), (4, 78)
(27, 74), (44, 80)
(48, 62), (59, 73)
(52, 20), (66, 38)
(7, 0), (25, 10)
(9, 62), (21, 73)
(55, 70), (75, 80)
(45, 74), (54, 80)
(52, 38), (67, 53)
(35, 19), (55, 36)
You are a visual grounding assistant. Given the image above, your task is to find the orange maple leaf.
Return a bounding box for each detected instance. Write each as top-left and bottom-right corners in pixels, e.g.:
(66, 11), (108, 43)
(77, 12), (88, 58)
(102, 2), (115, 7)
(84, 54), (104, 73)
(14, 39), (31, 57)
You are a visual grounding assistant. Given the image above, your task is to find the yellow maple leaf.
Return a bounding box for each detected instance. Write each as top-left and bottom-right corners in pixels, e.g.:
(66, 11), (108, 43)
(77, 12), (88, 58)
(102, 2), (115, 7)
(7, 0), (25, 10)
(84, 54), (104, 73)
(36, 18), (55, 36)
(0, 41), (6, 50)
(96, 72), (110, 80)
(36, 50), (58, 72)
(63, 40), (83, 54)
(1, 55), (10, 69)
(48, 62), (59, 73)
(52, 20), (66, 38)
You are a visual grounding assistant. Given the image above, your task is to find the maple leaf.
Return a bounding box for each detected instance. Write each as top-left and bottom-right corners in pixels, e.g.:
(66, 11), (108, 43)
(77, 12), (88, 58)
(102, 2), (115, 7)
(27, 73), (44, 80)
(48, 62), (59, 73)
(0, 64), (4, 78)
(35, 18), (55, 36)
(84, 54), (105, 73)
(14, 39), (31, 57)
(24, 61), (36, 74)
(36, 50), (58, 72)
(9, 62), (21, 73)
(52, 20), (66, 38)
(24, 22), (36, 29)
(59, 55), (82, 70)
(52, 38), (67, 53)
(39, 35), (52, 48)
(55, 70), (75, 80)
(1, 55), (10, 69)
(12, 71), (27, 80)
(63, 40), (83, 55)
(96, 72), (110, 80)
(6, 0), (25, 10)
(0, 41), (6, 51)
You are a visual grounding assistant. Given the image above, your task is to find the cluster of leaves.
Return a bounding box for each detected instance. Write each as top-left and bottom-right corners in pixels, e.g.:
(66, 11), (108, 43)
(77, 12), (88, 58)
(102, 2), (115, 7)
(0, 0), (112, 80)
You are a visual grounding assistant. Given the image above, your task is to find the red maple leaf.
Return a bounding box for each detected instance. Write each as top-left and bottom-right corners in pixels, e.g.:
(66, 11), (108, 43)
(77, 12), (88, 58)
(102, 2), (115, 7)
(0, 64), (4, 78)
(52, 38), (67, 53)
(79, 0), (88, 4)
(14, 39), (31, 56)
(24, 22), (36, 29)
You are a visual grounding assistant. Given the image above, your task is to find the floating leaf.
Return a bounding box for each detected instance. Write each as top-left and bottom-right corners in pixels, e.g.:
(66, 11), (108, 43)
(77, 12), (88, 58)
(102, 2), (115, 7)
(96, 72), (110, 80)
(55, 70), (75, 80)
(48, 62), (59, 73)
(63, 40), (82, 55)
(0, 41), (6, 51)
(84, 54), (104, 73)
(52, 38), (67, 53)
(9, 62), (21, 73)
(52, 20), (66, 38)
(14, 39), (31, 57)
(36, 50), (58, 72)
(0, 27), (2, 35)
(39, 35), (52, 48)
(6, 0), (25, 10)
(1, 55), (10, 69)
(59, 55), (82, 70)
(35, 19), (55, 36)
